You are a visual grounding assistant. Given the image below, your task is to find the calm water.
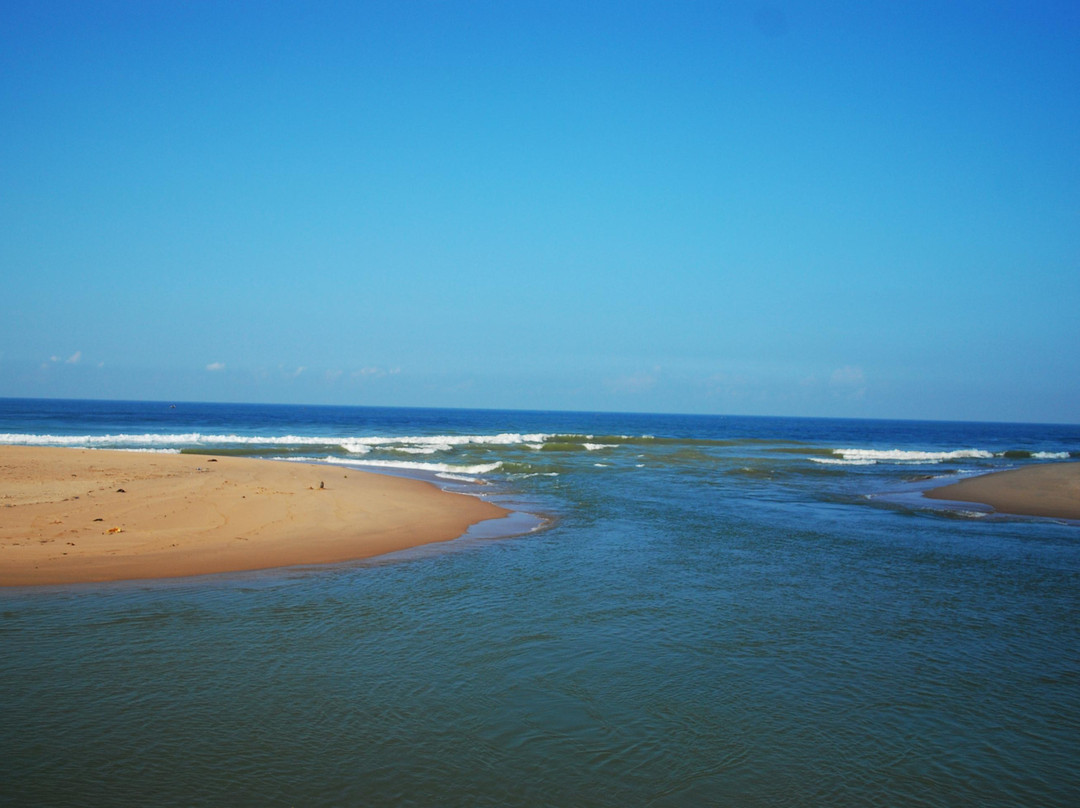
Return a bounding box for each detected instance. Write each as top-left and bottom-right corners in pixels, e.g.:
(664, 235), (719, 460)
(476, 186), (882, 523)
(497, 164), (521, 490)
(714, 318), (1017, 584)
(1, 399), (1079, 806)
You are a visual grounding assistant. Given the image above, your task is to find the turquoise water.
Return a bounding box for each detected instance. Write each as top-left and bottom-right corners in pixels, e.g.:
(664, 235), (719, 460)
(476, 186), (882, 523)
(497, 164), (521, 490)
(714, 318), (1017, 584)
(1, 399), (1079, 806)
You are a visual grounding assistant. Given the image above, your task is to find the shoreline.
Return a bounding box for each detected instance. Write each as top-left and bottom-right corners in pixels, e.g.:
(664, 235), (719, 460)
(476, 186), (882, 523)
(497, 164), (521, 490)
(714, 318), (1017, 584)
(0, 445), (509, 586)
(923, 461), (1080, 521)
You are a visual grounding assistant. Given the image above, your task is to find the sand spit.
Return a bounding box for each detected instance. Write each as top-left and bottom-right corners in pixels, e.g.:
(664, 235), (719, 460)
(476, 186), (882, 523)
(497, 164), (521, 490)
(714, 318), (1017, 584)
(924, 461), (1080, 520)
(0, 445), (507, 586)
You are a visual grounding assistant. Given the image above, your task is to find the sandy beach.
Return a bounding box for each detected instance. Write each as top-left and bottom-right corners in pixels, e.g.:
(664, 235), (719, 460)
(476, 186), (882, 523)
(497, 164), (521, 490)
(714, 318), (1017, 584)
(925, 461), (1080, 520)
(0, 445), (508, 586)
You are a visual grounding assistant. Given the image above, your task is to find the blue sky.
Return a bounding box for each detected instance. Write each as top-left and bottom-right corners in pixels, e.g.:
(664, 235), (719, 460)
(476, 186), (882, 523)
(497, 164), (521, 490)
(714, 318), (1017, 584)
(2, 1), (1077, 422)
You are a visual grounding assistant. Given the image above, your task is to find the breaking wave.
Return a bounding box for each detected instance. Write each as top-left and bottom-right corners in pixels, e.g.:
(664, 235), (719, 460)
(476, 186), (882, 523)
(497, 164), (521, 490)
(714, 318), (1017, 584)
(0, 431), (553, 453)
(814, 448), (996, 466)
(297, 456), (505, 476)
(2, 431), (1071, 478)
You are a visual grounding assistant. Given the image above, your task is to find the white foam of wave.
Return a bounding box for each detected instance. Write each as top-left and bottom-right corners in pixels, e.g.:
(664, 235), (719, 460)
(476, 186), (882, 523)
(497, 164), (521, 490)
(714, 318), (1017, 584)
(583, 443), (617, 451)
(814, 448), (995, 465)
(338, 433), (551, 452)
(0, 432), (366, 449)
(1033, 451), (1070, 459)
(307, 456), (504, 476)
(435, 472), (487, 482)
(0, 431), (553, 453)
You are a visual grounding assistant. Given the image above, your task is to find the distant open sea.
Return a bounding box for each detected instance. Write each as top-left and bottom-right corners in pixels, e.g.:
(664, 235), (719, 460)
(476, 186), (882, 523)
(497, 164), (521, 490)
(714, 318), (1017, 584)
(2, 398), (1078, 807)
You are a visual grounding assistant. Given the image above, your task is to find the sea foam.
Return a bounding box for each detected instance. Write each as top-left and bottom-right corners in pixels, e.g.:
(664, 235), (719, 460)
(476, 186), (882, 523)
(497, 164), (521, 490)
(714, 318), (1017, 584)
(813, 448), (995, 465)
(0, 431), (551, 452)
(305, 456), (504, 476)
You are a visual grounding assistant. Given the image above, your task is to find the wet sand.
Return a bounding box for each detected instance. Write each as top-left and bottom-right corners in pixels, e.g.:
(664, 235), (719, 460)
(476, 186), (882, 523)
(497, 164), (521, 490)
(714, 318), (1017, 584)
(0, 445), (508, 586)
(925, 461), (1080, 520)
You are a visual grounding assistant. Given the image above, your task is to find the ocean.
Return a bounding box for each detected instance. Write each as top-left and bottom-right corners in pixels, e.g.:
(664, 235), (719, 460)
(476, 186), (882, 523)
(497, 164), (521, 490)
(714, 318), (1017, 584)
(1, 398), (1078, 807)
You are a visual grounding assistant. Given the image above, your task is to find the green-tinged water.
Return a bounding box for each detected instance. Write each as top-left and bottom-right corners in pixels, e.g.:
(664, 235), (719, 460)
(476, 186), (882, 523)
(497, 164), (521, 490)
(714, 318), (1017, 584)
(1, 400), (1079, 806)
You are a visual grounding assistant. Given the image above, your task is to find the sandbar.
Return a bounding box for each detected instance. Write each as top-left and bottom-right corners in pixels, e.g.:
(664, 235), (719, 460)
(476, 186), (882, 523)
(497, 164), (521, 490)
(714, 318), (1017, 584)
(0, 445), (508, 586)
(924, 461), (1080, 520)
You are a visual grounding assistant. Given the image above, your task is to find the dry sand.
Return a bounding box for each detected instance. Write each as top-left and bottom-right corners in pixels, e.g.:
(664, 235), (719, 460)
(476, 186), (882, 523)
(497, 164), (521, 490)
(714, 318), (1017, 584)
(0, 445), (508, 586)
(924, 461), (1080, 520)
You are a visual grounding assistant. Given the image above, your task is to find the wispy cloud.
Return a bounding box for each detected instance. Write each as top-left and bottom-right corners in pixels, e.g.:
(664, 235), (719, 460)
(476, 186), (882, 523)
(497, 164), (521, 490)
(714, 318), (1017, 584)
(705, 371), (752, 401)
(351, 366), (401, 380)
(206, 361), (226, 372)
(830, 365), (866, 399)
(607, 367), (660, 394)
(65, 351), (82, 364)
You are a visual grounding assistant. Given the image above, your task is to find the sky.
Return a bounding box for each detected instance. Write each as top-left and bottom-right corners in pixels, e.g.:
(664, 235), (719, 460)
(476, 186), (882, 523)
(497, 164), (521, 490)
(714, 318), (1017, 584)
(2, 1), (1078, 423)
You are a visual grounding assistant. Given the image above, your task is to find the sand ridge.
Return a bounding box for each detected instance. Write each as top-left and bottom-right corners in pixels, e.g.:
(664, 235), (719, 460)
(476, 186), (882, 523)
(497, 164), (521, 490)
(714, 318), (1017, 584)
(0, 445), (508, 586)
(924, 461), (1080, 520)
